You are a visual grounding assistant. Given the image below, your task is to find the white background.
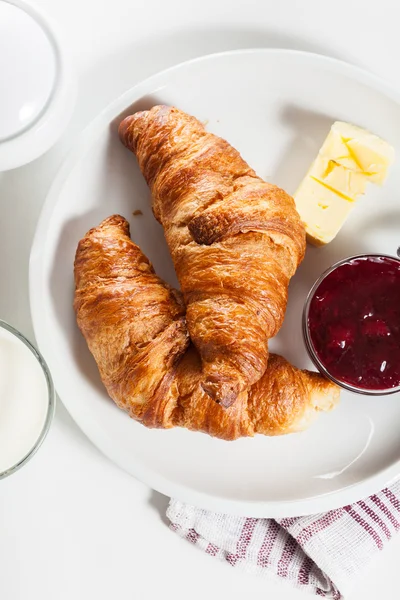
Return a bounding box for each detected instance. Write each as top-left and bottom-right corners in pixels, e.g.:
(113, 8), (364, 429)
(1, 0), (400, 598)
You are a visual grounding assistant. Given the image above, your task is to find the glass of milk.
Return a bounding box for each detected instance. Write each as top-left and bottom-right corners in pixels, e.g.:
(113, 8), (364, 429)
(0, 320), (55, 479)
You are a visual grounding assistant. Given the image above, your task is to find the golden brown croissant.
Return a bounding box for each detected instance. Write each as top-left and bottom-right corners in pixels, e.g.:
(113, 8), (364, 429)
(119, 106), (306, 407)
(74, 216), (339, 441)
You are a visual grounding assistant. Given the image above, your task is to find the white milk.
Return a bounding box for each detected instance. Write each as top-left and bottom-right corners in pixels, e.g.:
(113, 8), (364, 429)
(0, 326), (49, 474)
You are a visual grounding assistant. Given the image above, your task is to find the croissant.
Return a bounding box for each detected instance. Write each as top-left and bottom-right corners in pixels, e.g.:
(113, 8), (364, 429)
(74, 216), (339, 441)
(119, 106), (306, 407)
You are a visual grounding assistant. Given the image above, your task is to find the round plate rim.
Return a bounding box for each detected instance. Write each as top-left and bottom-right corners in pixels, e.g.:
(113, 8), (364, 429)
(30, 48), (400, 517)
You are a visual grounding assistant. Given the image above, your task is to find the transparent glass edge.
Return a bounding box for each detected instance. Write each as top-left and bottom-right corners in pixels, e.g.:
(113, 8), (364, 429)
(302, 253), (400, 397)
(0, 319), (56, 480)
(0, 0), (62, 143)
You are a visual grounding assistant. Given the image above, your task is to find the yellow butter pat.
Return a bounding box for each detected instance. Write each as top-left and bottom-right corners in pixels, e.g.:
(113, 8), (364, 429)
(308, 157), (366, 201)
(320, 122), (395, 185)
(294, 174), (356, 246)
(294, 121), (395, 246)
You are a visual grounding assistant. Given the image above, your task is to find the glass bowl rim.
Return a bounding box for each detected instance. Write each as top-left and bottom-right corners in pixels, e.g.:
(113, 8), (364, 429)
(302, 253), (400, 396)
(0, 319), (55, 480)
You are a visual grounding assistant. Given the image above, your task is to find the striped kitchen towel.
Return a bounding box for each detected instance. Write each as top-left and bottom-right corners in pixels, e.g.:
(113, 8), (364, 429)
(167, 480), (400, 599)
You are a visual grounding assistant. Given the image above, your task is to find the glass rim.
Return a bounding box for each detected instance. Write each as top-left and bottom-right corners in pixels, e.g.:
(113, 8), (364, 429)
(0, 319), (55, 480)
(303, 253), (400, 396)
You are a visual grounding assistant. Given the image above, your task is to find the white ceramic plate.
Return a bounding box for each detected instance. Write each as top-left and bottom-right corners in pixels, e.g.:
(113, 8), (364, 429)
(30, 49), (400, 517)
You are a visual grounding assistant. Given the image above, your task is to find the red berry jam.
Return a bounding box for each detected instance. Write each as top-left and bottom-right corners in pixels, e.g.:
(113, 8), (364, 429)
(307, 256), (400, 391)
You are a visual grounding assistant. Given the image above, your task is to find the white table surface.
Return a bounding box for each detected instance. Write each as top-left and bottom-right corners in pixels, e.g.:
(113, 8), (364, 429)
(1, 0), (400, 598)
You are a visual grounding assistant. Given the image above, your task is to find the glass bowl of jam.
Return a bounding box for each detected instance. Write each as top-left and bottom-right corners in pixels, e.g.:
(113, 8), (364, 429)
(303, 254), (400, 395)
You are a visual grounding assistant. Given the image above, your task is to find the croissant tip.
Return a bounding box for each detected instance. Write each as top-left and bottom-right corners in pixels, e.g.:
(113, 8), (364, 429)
(83, 215), (130, 241)
(201, 380), (238, 408)
(118, 115), (135, 145)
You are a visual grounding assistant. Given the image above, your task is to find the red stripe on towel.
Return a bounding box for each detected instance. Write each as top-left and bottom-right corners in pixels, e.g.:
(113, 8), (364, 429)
(257, 520), (280, 567)
(343, 506), (382, 549)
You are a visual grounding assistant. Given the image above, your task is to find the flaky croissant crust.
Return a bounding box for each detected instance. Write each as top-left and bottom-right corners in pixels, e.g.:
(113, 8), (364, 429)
(119, 106), (306, 407)
(74, 216), (339, 441)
